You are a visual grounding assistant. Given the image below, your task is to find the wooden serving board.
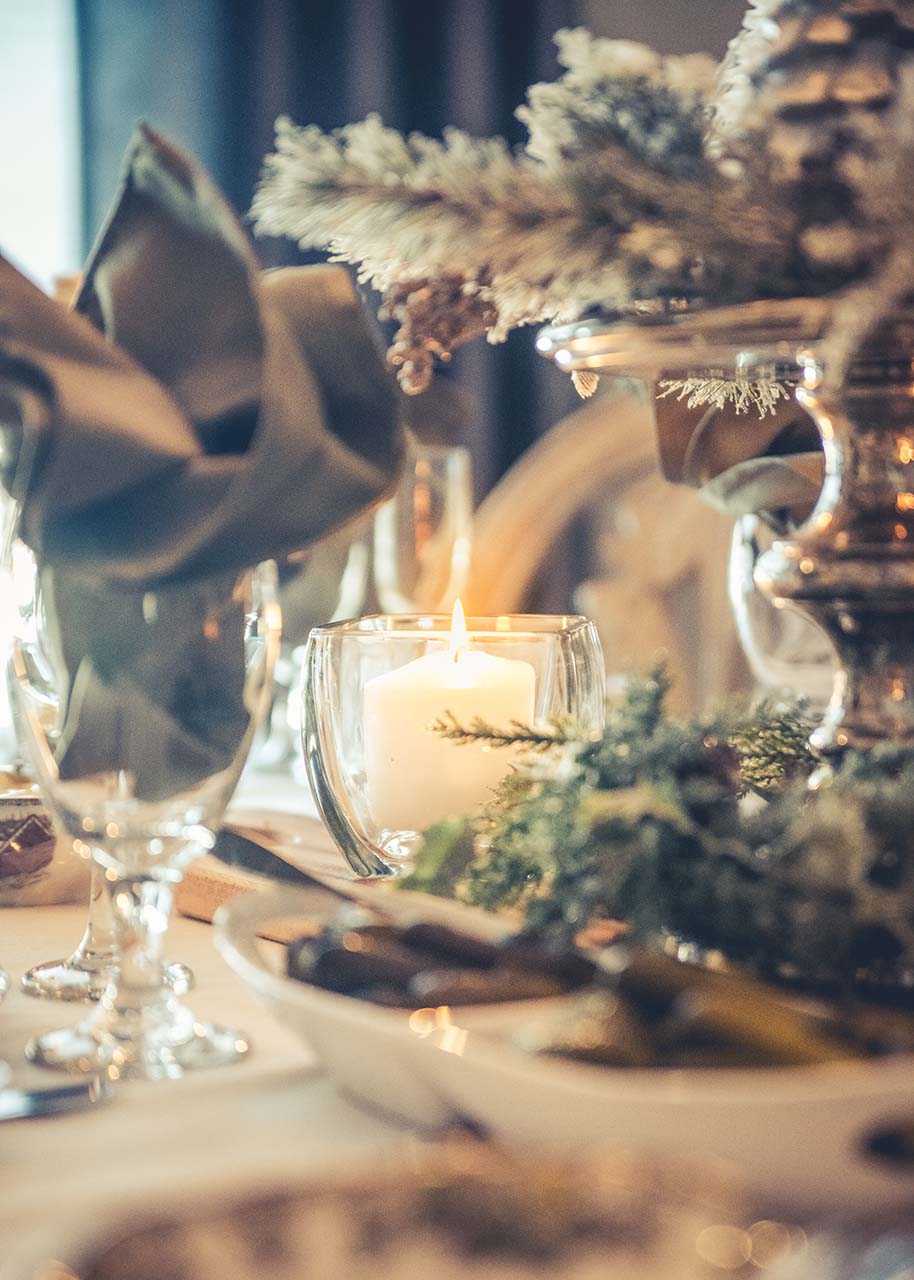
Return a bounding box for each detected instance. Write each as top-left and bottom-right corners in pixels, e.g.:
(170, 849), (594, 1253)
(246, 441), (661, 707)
(175, 812), (353, 942)
(176, 854), (270, 930)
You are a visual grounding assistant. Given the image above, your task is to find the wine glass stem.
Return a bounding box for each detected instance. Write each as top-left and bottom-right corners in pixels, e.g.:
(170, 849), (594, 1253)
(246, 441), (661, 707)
(101, 874), (174, 1020)
(71, 862), (118, 970)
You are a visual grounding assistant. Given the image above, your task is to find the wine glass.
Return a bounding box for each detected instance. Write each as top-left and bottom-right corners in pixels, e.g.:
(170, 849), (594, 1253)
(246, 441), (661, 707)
(1, 538), (193, 1002)
(373, 441), (473, 613)
(19, 866), (195, 1001)
(8, 547), (281, 1079)
(251, 516), (373, 773)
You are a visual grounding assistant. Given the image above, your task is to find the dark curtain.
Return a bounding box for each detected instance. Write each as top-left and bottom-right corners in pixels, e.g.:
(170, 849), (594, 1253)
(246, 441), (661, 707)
(74, 0), (736, 602)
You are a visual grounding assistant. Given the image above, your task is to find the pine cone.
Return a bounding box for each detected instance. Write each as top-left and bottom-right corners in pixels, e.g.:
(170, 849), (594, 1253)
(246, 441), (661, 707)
(714, 1), (914, 286)
(379, 278), (495, 395)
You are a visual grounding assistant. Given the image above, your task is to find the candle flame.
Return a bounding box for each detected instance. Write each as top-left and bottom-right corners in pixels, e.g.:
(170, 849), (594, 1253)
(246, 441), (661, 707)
(449, 598), (468, 662)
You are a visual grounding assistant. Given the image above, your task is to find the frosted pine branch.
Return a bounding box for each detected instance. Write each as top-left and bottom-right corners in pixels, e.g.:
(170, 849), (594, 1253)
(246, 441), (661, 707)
(519, 27), (715, 176)
(254, 112), (793, 392)
(252, 20), (914, 408)
(254, 115), (709, 322)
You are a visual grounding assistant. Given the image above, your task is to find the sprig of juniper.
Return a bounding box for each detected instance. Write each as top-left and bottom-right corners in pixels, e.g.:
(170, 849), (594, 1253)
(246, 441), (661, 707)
(730, 700), (816, 795)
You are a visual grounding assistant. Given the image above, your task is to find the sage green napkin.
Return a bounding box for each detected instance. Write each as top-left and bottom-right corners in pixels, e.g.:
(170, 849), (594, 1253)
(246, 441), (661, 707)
(652, 393), (823, 529)
(0, 125), (404, 800)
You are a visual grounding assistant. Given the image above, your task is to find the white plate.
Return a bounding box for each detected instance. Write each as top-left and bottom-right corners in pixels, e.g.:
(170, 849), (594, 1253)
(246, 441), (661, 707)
(9, 1143), (738, 1280)
(215, 885), (914, 1214)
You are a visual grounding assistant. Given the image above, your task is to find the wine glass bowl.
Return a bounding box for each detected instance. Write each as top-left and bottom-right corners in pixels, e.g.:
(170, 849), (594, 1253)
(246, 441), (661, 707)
(1, 541), (194, 1002)
(7, 549), (281, 1079)
(303, 612), (605, 877)
(373, 442), (473, 613)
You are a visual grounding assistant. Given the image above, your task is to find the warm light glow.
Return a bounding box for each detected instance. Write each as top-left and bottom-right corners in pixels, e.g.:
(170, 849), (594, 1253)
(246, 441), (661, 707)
(747, 1220), (803, 1269)
(449, 598), (468, 662)
(409, 1006), (453, 1037)
(695, 1224), (752, 1270)
(438, 1023), (468, 1056)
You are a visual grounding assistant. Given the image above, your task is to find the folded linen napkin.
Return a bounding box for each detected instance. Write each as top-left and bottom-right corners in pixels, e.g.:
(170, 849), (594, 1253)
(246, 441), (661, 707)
(652, 393), (823, 529)
(0, 125), (404, 800)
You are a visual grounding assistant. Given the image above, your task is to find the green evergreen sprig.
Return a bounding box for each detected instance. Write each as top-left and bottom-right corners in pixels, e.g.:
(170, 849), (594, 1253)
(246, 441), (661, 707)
(403, 673), (914, 989)
(429, 712), (575, 753)
(730, 701), (815, 795)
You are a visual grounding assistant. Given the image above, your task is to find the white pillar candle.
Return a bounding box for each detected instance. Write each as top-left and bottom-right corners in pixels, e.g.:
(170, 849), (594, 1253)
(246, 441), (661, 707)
(364, 605), (536, 833)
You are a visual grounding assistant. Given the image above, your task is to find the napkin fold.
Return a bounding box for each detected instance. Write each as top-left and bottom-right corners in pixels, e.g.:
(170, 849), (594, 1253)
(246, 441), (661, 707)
(653, 390), (825, 530)
(652, 392), (832, 698)
(698, 452), (824, 531)
(0, 124), (405, 800)
(3, 126), (403, 582)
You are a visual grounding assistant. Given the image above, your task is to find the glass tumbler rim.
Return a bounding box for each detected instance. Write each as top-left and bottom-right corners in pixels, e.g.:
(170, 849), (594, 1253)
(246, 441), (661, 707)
(307, 611), (598, 641)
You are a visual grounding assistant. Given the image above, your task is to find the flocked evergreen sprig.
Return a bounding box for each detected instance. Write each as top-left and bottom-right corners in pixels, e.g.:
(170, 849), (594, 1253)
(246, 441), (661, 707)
(253, 27), (794, 395)
(254, 7), (914, 401)
(402, 673), (914, 990)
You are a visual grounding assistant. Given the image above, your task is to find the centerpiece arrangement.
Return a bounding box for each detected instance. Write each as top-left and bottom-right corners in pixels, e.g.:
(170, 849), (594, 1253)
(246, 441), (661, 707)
(255, 1), (914, 999)
(256, 0), (914, 764)
(254, 5), (914, 401)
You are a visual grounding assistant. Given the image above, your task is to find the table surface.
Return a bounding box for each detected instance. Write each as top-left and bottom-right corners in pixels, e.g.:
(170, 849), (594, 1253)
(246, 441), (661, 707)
(5, 774), (912, 1275)
(0, 778), (413, 1274)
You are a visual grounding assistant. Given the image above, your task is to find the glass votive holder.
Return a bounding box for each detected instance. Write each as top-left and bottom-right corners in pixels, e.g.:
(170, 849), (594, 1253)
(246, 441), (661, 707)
(302, 613), (605, 877)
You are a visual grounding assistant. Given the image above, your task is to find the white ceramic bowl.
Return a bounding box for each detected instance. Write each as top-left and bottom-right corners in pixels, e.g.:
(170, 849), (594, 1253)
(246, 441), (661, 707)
(214, 882), (519, 1128)
(215, 885), (914, 1214)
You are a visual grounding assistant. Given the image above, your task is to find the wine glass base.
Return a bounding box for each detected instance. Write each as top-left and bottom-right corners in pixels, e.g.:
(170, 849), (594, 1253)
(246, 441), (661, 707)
(21, 959), (195, 1002)
(26, 1015), (249, 1081)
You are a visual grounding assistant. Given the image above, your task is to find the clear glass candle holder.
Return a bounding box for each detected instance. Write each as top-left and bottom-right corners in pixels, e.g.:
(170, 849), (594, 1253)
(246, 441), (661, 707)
(303, 613), (604, 877)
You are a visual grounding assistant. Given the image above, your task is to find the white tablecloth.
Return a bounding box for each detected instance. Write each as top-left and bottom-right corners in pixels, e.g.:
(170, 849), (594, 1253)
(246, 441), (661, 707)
(0, 894), (411, 1273)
